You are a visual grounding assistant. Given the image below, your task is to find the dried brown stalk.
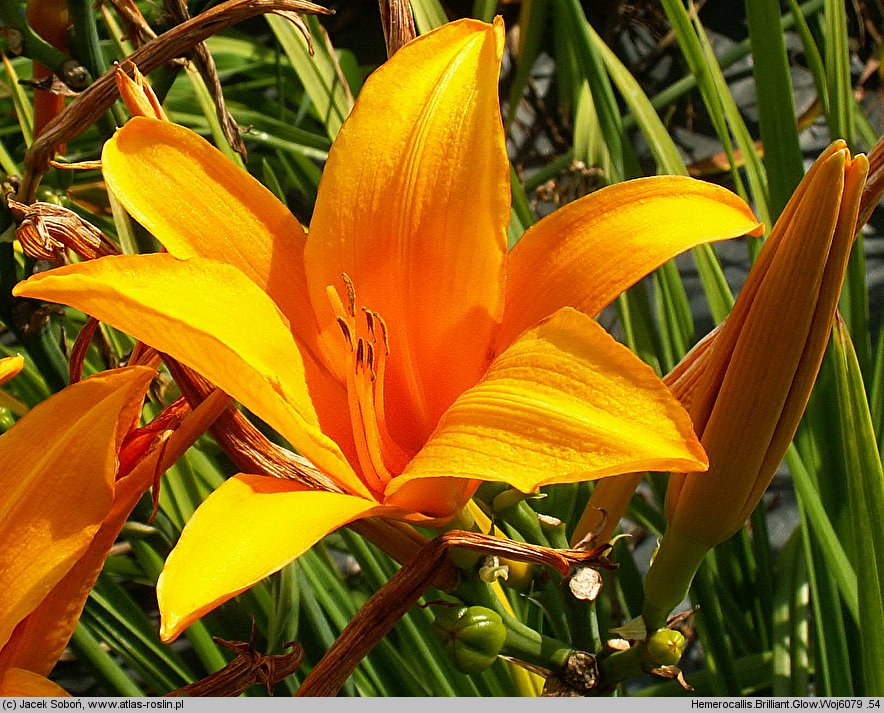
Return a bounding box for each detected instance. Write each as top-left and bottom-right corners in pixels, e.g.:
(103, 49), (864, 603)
(16, 0), (332, 203)
(295, 530), (614, 697)
(167, 634), (304, 696)
(162, 357), (340, 492)
(163, 0), (248, 161)
(378, 0), (416, 57)
(104, 0), (158, 45)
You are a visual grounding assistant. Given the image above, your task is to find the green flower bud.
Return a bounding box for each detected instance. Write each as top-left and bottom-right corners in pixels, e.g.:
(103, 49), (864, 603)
(645, 628), (686, 667)
(431, 605), (507, 674)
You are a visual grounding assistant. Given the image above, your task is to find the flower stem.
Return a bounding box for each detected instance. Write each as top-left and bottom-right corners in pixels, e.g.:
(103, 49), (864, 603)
(641, 528), (710, 630)
(457, 577), (572, 674)
(0, 0), (71, 71)
(598, 644), (647, 684)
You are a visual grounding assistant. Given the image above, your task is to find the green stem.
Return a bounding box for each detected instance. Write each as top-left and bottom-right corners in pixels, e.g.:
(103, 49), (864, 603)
(471, 0), (497, 21)
(641, 529), (709, 630)
(539, 514), (600, 650)
(598, 645), (646, 684)
(0, 0), (74, 73)
(498, 500), (551, 548)
(66, 0), (125, 130)
(67, 0), (107, 78)
(458, 578), (572, 674)
(501, 616), (573, 673)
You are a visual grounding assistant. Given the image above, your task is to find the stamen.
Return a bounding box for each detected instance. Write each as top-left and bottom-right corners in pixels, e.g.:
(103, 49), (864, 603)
(343, 365), (388, 494)
(365, 341), (376, 382)
(342, 273), (357, 317)
(375, 313), (391, 355)
(362, 308), (376, 341)
(355, 338), (365, 369)
(326, 276), (410, 495)
(327, 284), (353, 328)
(336, 317), (353, 350)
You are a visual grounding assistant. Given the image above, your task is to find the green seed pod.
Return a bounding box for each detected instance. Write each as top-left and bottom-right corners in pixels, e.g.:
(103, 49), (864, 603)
(645, 628), (686, 667)
(431, 605), (507, 674)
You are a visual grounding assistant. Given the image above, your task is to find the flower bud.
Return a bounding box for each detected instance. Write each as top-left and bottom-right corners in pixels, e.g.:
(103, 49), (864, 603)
(643, 142), (869, 628)
(26, 0), (71, 151)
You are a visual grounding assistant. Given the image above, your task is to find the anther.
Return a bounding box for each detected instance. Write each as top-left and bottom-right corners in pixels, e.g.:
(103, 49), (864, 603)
(342, 273), (357, 317)
(375, 313), (391, 355)
(355, 338), (365, 371)
(336, 317), (354, 349)
(362, 308), (376, 340)
(365, 342), (376, 381)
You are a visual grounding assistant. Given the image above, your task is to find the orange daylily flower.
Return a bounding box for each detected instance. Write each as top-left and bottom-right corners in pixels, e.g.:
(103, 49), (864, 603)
(0, 367), (228, 696)
(0, 367), (153, 695)
(15, 18), (762, 641)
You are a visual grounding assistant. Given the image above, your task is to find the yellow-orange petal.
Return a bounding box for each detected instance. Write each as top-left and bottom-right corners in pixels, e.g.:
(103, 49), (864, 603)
(102, 118), (322, 354)
(157, 474), (382, 642)
(103, 118), (353, 464)
(384, 477), (478, 522)
(0, 366), (154, 650)
(0, 355), (24, 386)
(499, 176), (763, 350)
(13, 254), (367, 499)
(386, 308), (707, 501)
(0, 389), (228, 677)
(0, 668), (69, 696)
(305, 18), (510, 452)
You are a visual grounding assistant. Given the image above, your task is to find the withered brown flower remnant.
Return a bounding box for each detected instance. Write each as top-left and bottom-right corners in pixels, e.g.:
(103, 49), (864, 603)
(6, 197), (120, 263)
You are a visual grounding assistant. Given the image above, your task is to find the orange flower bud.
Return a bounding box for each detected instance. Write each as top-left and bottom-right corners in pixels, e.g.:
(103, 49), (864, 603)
(642, 142), (869, 628)
(26, 0), (71, 146)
